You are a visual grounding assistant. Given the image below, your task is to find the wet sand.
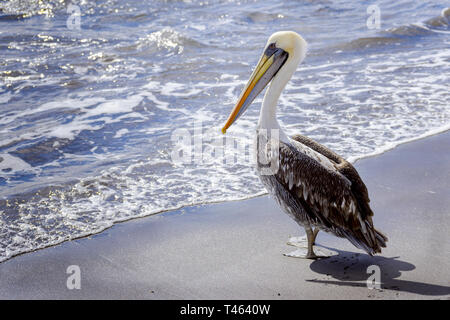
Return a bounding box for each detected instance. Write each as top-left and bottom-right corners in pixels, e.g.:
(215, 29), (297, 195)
(0, 131), (449, 299)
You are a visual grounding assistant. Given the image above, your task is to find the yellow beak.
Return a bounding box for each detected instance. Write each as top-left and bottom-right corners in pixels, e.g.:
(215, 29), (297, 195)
(221, 53), (277, 134)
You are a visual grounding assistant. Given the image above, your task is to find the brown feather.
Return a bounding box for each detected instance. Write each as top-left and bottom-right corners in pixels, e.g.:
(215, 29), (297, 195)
(269, 135), (388, 254)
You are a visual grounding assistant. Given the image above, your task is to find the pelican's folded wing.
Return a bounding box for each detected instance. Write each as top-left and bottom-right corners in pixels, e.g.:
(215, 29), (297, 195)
(272, 137), (387, 254)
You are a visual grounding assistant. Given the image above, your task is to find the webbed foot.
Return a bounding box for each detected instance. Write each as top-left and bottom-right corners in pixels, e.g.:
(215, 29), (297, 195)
(283, 246), (337, 259)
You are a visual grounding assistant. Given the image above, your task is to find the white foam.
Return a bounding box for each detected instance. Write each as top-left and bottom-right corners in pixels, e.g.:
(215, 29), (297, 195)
(347, 124), (450, 163)
(114, 128), (129, 139)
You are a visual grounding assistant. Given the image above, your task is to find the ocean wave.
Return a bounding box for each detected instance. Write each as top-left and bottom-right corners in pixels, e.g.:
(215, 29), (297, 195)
(424, 7), (450, 28)
(336, 37), (404, 51)
(246, 11), (285, 23)
(386, 8), (449, 36)
(116, 27), (203, 55)
(334, 7), (450, 52)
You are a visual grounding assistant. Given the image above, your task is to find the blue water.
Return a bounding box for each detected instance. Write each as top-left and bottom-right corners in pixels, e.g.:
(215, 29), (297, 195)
(0, 0), (449, 262)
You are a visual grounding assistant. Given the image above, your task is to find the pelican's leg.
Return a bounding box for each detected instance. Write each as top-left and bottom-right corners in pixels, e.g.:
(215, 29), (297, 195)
(304, 227), (319, 259)
(284, 226), (336, 259)
(312, 228), (319, 245)
(284, 226), (319, 259)
(286, 227), (319, 247)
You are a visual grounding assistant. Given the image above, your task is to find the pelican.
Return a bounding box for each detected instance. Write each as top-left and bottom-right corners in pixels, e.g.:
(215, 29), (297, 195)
(222, 31), (387, 259)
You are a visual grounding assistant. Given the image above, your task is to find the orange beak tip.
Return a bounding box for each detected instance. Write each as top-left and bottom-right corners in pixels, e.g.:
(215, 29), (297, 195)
(221, 127), (227, 134)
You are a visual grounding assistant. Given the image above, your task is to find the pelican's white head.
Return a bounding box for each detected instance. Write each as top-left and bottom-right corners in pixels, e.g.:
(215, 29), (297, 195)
(222, 31), (307, 134)
(266, 31), (307, 69)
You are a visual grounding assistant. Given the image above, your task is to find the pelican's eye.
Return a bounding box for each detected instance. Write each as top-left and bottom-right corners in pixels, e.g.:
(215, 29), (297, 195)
(265, 42), (278, 56)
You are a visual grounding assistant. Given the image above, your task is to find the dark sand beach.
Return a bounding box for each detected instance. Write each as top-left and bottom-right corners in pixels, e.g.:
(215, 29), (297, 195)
(0, 131), (449, 299)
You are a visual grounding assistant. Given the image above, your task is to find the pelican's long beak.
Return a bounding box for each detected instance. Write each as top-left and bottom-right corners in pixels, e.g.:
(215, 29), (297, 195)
(222, 45), (288, 134)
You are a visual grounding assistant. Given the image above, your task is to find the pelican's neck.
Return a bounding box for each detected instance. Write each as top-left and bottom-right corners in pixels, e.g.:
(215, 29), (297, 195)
(257, 64), (294, 143)
(256, 33), (306, 143)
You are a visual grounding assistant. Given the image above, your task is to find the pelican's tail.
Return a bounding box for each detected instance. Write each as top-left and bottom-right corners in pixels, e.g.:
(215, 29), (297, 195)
(373, 228), (388, 252)
(340, 224), (388, 256)
(355, 213), (388, 255)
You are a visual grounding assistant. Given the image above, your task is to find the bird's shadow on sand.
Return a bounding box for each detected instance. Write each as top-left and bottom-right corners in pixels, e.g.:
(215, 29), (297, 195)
(307, 247), (450, 297)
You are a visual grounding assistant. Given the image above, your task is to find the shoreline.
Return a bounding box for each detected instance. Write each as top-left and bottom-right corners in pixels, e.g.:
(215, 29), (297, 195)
(0, 130), (449, 299)
(347, 125), (450, 163)
(1, 127), (449, 264)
